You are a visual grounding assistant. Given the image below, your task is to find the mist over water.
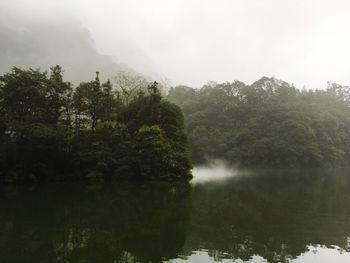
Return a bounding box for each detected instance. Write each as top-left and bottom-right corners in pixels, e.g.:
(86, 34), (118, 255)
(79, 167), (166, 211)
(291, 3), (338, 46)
(191, 160), (244, 184)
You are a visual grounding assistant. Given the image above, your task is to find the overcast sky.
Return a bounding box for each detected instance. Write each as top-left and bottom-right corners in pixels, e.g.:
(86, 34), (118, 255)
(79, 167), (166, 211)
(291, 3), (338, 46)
(1, 0), (350, 88)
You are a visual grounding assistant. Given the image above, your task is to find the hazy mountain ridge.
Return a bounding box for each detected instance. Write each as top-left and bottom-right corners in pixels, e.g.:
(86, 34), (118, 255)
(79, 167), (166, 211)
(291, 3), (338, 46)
(0, 7), (130, 84)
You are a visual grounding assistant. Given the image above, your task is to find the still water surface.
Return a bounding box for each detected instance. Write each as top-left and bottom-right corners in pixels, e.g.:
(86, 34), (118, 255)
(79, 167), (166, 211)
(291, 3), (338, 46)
(1, 169), (350, 262)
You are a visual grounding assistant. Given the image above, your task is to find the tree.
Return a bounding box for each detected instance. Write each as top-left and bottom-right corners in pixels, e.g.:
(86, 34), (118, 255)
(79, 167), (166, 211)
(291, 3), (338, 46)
(133, 125), (177, 179)
(0, 66), (192, 182)
(114, 70), (150, 106)
(0, 67), (48, 126)
(46, 65), (73, 126)
(168, 77), (350, 167)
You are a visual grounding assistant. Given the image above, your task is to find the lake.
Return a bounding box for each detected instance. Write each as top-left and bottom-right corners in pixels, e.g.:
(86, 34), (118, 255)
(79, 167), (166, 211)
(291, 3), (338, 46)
(1, 168), (350, 262)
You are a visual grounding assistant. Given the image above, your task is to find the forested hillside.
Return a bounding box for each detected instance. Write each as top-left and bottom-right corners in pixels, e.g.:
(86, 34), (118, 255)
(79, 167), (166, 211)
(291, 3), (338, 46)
(168, 78), (350, 167)
(0, 66), (192, 183)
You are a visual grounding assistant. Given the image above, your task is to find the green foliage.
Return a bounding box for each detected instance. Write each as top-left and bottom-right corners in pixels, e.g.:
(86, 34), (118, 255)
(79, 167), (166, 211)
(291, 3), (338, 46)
(133, 125), (174, 178)
(132, 125), (192, 180)
(0, 67), (192, 183)
(168, 77), (350, 167)
(72, 122), (132, 180)
(0, 67), (49, 124)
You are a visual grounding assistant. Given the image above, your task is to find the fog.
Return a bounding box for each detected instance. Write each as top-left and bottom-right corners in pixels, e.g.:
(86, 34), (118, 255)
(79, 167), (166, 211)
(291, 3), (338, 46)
(192, 160), (246, 184)
(0, 1), (129, 84)
(1, 0), (350, 88)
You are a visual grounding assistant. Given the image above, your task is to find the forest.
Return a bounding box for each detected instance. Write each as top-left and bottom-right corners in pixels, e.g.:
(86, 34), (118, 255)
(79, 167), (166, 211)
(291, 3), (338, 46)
(1, 65), (350, 183)
(0, 66), (192, 183)
(168, 77), (350, 167)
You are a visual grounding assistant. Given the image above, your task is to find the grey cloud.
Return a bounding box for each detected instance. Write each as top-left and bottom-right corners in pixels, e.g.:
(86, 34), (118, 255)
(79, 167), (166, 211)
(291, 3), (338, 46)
(1, 0), (350, 88)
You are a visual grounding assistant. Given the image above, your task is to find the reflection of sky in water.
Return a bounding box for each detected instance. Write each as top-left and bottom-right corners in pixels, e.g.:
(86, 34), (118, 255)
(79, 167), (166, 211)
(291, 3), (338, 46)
(168, 250), (266, 262)
(168, 246), (350, 262)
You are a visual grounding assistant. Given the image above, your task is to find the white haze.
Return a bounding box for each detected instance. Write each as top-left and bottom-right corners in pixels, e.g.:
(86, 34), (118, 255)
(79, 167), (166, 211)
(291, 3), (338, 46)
(1, 0), (350, 88)
(191, 160), (241, 184)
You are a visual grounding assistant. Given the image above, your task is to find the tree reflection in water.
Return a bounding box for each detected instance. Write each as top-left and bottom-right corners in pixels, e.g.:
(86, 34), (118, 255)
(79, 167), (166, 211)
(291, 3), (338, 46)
(2, 170), (350, 263)
(0, 182), (191, 263)
(185, 170), (350, 262)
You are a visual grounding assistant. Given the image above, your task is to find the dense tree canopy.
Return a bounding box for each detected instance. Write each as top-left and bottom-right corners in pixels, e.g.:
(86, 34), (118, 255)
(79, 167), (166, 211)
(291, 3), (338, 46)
(168, 77), (350, 167)
(2, 65), (349, 182)
(0, 66), (192, 183)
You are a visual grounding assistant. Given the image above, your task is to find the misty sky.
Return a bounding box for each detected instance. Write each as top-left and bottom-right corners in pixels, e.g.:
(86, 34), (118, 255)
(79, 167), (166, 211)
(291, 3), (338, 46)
(1, 0), (350, 88)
